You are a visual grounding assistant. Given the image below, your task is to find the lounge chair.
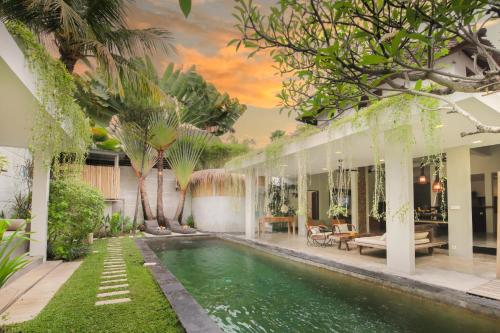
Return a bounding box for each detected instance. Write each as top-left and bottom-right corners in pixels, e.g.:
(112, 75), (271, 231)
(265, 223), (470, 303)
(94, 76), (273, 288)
(168, 219), (197, 234)
(329, 223), (358, 250)
(306, 223), (332, 247)
(354, 226), (447, 255)
(144, 220), (171, 236)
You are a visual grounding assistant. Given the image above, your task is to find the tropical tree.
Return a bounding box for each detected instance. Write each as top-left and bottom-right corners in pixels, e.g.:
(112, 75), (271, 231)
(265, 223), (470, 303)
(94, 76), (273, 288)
(147, 103), (182, 226)
(166, 126), (210, 222)
(0, 0), (173, 89)
(233, 0), (500, 136)
(108, 116), (158, 229)
(160, 63), (247, 135)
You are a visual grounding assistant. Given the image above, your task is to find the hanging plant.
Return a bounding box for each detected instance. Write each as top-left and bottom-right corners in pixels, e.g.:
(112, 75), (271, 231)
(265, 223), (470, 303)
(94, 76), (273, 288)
(5, 21), (91, 169)
(327, 159), (350, 219)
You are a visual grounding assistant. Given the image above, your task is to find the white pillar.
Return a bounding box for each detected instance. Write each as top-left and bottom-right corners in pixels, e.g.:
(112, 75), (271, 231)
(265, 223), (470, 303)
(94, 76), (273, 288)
(484, 173), (494, 234)
(245, 169), (256, 239)
(447, 146), (473, 259)
(496, 172), (500, 279)
(297, 175), (307, 237)
(384, 127), (415, 274)
(30, 153), (50, 260)
(350, 171), (359, 230)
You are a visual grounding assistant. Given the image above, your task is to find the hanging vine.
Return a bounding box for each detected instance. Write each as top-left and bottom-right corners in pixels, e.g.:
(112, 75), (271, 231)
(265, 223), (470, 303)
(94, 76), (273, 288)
(5, 21), (91, 172)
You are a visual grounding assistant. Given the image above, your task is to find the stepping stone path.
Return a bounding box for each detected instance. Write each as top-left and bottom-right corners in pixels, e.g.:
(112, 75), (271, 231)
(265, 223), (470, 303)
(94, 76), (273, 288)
(95, 240), (132, 306)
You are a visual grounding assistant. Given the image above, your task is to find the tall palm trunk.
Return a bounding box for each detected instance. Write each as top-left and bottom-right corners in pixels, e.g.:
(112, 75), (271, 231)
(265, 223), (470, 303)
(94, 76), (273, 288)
(58, 47), (78, 73)
(173, 188), (187, 222)
(139, 177), (154, 220)
(156, 150), (166, 226)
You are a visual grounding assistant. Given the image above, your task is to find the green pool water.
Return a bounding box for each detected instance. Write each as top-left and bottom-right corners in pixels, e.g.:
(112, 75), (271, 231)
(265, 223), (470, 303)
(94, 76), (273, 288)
(149, 237), (499, 333)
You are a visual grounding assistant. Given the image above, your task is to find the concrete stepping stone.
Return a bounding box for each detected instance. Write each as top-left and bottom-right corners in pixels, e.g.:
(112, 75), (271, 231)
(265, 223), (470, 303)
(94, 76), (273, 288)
(97, 290), (130, 298)
(95, 298), (131, 306)
(103, 264), (125, 269)
(143, 262), (156, 267)
(101, 273), (127, 279)
(99, 284), (128, 290)
(102, 269), (126, 275)
(101, 278), (127, 284)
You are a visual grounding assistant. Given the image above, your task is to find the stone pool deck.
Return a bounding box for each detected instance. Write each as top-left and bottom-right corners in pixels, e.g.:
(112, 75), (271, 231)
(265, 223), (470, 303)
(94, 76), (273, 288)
(221, 233), (500, 318)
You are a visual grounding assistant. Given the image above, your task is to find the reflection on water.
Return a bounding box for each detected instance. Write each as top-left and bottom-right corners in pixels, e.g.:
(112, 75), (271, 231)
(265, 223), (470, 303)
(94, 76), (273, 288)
(149, 237), (499, 333)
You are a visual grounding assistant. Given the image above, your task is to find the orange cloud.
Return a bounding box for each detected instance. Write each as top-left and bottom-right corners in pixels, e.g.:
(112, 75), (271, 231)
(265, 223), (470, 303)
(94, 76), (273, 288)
(175, 45), (283, 108)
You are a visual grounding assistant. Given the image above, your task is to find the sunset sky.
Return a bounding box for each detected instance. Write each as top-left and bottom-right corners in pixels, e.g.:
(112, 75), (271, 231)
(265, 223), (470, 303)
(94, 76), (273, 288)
(127, 0), (298, 146)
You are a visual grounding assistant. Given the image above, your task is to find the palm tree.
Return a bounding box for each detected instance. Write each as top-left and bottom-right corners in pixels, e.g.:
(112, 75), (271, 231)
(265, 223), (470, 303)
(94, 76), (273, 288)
(166, 126), (210, 222)
(108, 116), (157, 228)
(147, 103), (182, 226)
(0, 0), (173, 77)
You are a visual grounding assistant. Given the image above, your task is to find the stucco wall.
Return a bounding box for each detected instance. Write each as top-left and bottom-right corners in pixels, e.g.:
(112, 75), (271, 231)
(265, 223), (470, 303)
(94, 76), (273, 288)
(119, 166), (191, 223)
(191, 196), (245, 233)
(0, 147), (30, 217)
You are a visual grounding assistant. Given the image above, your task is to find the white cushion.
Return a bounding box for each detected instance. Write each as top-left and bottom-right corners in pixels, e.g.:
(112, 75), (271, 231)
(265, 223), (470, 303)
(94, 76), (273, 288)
(354, 236), (386, 246)
(415, 238), (430, 245)
(415, 232), (429, 240)
(310, 226), (320, 234)
(380, 233), (387, 241)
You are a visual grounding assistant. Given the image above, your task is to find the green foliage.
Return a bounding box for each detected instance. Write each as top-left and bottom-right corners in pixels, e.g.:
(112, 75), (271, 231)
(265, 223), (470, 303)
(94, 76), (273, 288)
(198, 139), (250, 169)
(11, 192), (31, 219)
(0, 219), (29, 287)
(5, 21), (91, 167)
(186, 215), (195, 228)
(91, 127), (120, 151)
(160, 63), (246, 135)
(179, 0), (192, 18)
(270, 130), (286, 142)
(267, 182), (296, 217)
(48, 179), (105, 261)
(233, 0), (498, 131)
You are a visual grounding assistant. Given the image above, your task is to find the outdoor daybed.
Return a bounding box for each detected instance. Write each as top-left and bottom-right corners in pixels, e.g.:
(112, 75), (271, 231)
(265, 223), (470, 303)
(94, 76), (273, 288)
(354, 226), (447, 255)
(168, 219), (196, 234)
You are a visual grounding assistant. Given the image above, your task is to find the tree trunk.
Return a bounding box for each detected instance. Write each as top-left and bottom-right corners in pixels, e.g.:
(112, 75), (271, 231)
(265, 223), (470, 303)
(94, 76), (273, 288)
(173, 188), (187, 222)
(58, 48), (78, 73)
(140, 177), (154, 221)
(156, 150), (166, 226)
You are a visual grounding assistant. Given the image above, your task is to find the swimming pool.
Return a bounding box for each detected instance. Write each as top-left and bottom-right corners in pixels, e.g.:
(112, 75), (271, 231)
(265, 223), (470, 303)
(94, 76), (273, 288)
(149, 237), (499, 333)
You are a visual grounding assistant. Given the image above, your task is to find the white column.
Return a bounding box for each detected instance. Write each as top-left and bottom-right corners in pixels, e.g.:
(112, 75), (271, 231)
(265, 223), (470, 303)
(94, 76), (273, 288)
(30, 153), (50, 260)
(496, 172), (500, 279)
(350, 171), (359, 230)
(245, 169), (256, 239)
(297, 176), (307, 237)
(384, 127), (415, 274)
(485, 173), (494, 234)
(447, 146), (473, 259)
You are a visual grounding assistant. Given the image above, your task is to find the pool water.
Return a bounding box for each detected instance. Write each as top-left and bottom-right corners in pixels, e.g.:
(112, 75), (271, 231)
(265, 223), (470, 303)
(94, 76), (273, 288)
(149, 237), (499, 333)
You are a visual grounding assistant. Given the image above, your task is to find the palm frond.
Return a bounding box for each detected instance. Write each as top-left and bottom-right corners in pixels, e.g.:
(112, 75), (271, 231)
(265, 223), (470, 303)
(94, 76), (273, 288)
(108, 116), (157, 177)
(166, 126), (211, 190)
(147, 101), (182, 151)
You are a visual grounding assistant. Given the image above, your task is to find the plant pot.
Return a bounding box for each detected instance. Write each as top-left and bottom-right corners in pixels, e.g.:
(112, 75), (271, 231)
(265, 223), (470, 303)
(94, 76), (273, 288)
(87, 233), (94, 244)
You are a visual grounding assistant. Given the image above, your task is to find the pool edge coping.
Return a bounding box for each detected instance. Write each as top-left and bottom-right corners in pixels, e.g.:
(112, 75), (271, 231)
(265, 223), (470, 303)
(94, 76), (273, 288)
(135, 238), (223, 333)
(218, 234), (500, 319)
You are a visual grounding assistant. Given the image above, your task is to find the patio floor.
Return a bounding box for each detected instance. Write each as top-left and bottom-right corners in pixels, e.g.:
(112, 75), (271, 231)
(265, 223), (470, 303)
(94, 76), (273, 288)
(238, 232), (497, 293)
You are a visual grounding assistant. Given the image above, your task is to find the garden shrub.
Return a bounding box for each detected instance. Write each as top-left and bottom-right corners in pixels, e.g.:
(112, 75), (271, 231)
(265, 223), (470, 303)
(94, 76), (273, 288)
(186, 215), (195, 228)
(48, 179), (105, 261)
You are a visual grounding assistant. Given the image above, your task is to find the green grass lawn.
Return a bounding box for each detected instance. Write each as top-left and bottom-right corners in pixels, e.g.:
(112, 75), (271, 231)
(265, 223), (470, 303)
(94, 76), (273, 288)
(6, 237), (183, 333)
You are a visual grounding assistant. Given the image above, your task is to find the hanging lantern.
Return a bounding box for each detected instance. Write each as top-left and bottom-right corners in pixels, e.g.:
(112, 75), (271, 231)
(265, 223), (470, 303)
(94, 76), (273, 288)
(432, 173), (443, 193)
(418, 165), (427, 184)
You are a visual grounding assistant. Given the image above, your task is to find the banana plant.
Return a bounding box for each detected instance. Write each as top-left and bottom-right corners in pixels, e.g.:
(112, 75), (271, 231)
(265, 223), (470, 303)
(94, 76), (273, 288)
(166, 125), (210, 222)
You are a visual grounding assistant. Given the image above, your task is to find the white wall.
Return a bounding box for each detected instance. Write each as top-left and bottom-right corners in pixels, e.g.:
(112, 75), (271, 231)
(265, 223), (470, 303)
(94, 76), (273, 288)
(0, 147), (30, 217)
(192, 196), (245, 233)
(119, 166), (191, 223)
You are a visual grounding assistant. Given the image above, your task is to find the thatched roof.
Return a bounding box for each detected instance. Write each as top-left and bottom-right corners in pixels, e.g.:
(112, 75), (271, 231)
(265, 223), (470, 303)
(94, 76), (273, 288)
(190, 169), (245, 187)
